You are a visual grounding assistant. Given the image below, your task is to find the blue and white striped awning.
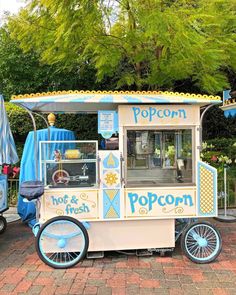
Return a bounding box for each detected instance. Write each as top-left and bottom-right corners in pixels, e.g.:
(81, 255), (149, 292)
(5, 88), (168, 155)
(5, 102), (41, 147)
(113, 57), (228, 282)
(0, 95), (19, 165)
(11, 90), (221, 113)
(221, 90), (236, 118)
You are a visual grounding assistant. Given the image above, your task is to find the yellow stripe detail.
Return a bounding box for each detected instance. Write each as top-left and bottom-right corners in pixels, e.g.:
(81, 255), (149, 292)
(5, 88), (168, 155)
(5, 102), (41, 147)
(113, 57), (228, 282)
(106, 206), (118, 218)
(11, 90), (221, 101)
(107, 153), (115, 167)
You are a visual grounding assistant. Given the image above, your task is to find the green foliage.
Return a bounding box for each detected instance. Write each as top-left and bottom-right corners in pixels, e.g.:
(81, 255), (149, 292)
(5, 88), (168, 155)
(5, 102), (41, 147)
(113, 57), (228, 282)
(56, 114), (98, 141)
(7, 0), (236, 93)
(0, 26), (98, 101)
(5, 103), (45, 138)
(201, 138), (236, 206)
(206, 138), (236, 158)
(202, 106), (236, 140)
(201, 138), (236, 172)
(5, 103), (44, 139)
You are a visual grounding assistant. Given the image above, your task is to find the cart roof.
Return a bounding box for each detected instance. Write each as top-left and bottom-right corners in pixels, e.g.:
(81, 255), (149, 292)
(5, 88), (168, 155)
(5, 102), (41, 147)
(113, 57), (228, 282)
(10, 90), (221, 113)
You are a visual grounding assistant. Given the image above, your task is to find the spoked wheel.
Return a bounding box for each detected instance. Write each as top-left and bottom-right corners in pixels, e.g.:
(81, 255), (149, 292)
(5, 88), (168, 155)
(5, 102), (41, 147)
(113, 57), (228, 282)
(52, 170), (70, 185)
(0, 216), (7, 234)
(181, 221), (222, 264)
(36, 216), (89, 269)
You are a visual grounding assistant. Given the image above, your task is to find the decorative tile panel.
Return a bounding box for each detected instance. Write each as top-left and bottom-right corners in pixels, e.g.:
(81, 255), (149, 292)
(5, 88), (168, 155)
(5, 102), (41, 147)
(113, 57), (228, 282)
(99, 151), (121, 219)
(197, 161), (217, 216)
(103, 189), (120, 219)
(99, 151), (121, 189)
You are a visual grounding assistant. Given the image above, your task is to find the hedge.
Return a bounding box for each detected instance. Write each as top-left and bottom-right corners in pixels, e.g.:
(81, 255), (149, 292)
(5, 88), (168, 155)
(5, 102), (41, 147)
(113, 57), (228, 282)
(204, 138), (236, 163)
(6, 102), (98, 137)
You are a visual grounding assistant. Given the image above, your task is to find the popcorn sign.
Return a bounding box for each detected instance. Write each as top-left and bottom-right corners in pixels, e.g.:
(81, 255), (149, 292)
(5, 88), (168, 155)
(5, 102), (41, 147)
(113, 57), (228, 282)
(42, 190), (99, 220)
(125, 188), (196, 218)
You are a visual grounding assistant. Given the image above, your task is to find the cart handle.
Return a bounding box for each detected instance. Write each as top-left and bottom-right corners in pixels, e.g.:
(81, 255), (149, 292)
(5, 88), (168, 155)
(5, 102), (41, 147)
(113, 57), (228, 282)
(120, 153), (125, 186)
(97, 154), (101, 188)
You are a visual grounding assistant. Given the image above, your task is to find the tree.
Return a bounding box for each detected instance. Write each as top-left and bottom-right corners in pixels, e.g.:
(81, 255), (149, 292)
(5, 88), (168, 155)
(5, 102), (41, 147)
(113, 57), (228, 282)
(0, 26), (98, 100)
(8, 0), (236, 93)
(203, 106), (236, 140)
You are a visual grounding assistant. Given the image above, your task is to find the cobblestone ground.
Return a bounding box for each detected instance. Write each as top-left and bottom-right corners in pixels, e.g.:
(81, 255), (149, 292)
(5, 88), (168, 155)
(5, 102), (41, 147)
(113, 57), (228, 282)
(0, 219), (235, 295)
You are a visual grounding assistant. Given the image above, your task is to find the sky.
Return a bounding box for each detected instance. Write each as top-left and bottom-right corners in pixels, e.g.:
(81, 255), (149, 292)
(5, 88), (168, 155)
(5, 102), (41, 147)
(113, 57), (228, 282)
(0, 0), (25, 23)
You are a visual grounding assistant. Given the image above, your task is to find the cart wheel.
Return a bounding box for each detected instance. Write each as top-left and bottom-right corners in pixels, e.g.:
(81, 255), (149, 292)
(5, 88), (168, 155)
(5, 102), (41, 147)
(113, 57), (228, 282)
(0, 216), (7, 234)
(52, 170), (69, 185)
(36, 216), (89, 269)
(181, 221), (222, 264)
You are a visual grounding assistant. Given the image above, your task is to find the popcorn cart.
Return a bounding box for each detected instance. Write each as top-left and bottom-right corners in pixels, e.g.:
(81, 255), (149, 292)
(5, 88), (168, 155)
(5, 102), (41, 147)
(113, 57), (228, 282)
(11, 90), (222, 268)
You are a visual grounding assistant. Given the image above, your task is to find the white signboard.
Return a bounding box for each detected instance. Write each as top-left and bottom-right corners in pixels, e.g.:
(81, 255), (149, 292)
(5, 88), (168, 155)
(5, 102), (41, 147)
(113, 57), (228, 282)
(119, 105), (199, 126)
(125, 188), (196, 218)
(40, 189), (99, 221)
(98, 111), (118, 138)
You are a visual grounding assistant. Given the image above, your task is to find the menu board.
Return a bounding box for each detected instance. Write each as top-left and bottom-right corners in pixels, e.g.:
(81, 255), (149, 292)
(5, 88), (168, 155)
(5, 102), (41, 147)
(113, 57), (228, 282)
(98, 111), (118, 138)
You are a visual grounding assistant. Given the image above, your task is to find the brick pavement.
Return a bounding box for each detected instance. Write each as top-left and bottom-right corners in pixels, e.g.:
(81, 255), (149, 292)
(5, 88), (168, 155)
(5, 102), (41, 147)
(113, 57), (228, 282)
(0, 219), (235, 294)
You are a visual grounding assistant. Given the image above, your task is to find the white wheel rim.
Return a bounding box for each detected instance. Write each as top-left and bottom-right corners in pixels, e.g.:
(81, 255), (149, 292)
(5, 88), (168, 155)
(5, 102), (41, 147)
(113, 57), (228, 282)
(184, 224), (220, 261)
(39, 220), (86, 267)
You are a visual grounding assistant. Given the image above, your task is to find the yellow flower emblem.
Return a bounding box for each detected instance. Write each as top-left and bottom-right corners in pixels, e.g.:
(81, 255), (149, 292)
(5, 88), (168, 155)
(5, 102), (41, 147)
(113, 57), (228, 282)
(104, 172), (118, 186)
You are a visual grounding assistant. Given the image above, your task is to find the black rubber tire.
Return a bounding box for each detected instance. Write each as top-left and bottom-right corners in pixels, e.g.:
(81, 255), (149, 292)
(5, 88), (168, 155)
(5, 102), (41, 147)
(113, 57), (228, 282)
(181, 221), (222, 264)
(35, 216), (89, 269)
(214, 216), (236, 223)
(0, 216), (7, 234)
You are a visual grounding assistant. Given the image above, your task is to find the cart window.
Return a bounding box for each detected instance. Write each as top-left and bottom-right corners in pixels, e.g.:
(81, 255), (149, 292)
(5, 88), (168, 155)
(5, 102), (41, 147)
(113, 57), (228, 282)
(126, 130), (193, 187)
(40, 141), (98, 188)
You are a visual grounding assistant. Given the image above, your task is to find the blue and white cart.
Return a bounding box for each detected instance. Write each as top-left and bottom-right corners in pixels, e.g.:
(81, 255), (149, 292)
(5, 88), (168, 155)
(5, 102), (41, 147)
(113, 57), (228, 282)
(12, 90), (222, 268)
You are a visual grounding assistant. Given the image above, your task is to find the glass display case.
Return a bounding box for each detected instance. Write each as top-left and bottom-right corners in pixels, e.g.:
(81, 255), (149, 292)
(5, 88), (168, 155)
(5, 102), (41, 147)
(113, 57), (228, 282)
(40, 141), (98, 188)
(126, 129), (193, 186)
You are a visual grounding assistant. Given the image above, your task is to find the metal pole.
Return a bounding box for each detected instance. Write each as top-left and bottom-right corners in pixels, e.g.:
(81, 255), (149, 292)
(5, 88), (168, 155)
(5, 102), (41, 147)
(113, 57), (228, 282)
(20, 109), (52, 181)
(199, 104), (215, 150)
(32, 112), (50, 141)
(21, 108), (38, 180)
(33, 112), (52, 165)
(224, 166), (227, 217)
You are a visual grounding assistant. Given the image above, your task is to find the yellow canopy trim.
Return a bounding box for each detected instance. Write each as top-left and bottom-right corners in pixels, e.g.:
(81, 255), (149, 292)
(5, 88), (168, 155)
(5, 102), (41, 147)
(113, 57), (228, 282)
(11, 90), (221, 101)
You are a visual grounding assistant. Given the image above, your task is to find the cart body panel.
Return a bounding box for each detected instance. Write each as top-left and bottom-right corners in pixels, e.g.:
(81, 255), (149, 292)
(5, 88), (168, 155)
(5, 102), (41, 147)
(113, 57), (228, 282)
(39, 219), (175, 252)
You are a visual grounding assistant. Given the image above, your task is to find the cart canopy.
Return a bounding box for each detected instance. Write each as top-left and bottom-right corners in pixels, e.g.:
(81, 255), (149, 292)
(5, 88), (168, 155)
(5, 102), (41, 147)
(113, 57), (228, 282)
(10, 90), (221, 113)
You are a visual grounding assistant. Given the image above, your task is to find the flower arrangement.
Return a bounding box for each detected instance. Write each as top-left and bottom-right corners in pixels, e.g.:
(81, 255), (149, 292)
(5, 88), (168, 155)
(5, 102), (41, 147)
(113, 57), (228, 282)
(200, 140), (236, 172)
(201, 139), (236, 206)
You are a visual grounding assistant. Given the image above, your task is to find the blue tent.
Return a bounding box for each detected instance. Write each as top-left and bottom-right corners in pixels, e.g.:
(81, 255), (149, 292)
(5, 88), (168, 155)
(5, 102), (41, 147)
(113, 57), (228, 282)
(18, 127), (75, 226)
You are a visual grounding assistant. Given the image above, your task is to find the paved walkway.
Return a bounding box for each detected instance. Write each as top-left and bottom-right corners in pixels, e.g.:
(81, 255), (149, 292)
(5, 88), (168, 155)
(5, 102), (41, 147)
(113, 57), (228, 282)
(0, 219), (235, 295)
